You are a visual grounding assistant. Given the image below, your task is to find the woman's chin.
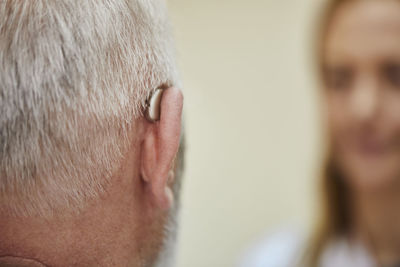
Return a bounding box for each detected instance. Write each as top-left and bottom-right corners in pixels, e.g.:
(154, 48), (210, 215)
(343, 160), (400, 193)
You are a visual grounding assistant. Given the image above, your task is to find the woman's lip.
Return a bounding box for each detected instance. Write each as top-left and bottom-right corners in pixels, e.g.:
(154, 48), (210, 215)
(354, 139), (389, 156)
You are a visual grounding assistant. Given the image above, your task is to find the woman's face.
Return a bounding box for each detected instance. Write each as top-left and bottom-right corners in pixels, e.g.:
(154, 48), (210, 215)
(324, 0), (400, 192)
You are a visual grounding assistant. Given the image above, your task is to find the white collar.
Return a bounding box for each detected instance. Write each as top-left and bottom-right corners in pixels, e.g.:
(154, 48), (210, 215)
(320, 237), (376, 267)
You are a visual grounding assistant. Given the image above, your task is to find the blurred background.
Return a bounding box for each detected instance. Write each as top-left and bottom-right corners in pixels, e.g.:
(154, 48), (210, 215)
(168, 1), (323, 266)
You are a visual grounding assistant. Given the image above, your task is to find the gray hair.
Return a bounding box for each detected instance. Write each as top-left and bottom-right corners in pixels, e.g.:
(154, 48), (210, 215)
(0, 0), (179, 216)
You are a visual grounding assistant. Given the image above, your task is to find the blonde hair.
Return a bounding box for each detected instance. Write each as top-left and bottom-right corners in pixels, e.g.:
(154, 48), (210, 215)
(0, 0), (178, 216)
(305, 0), (357, 265)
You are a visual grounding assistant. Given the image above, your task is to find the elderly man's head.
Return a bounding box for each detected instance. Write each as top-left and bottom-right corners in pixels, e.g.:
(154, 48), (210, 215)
(0, 0), (184, 266)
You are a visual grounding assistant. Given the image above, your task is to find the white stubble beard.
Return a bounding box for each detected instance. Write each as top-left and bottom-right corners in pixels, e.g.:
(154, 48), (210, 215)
(152, 204), (180, 267)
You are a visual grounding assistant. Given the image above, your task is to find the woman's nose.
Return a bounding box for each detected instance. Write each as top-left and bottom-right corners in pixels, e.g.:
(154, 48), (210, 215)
(349, 74), (381, 123)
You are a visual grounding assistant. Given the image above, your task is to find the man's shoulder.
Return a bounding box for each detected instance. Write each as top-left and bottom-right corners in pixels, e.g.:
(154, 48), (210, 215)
(238, 228), (307, 267)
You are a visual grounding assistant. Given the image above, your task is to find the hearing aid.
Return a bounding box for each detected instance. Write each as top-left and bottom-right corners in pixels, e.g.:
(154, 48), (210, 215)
(146, 88), (164, 122)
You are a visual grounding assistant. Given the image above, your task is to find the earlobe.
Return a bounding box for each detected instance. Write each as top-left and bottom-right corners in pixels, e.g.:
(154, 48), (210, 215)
(141, 87), (183, 210)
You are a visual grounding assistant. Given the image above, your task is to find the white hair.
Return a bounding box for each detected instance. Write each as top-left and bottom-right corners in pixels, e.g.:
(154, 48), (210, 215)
(0, 0), (179, 216)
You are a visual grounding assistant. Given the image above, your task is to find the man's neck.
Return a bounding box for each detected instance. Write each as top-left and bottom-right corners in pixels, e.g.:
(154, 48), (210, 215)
(0, 173), (144, 266)
(0, 256), (47, 267)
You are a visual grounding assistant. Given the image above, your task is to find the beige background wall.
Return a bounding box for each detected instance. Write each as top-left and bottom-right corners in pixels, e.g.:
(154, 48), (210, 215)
(168, 1), (323, 266)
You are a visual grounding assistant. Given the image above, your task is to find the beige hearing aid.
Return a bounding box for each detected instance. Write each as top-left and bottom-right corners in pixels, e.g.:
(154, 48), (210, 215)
(146, 88), (164, 122)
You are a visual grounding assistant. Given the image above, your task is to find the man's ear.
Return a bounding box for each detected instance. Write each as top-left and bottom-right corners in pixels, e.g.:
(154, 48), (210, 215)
(141, 87), (183, 210)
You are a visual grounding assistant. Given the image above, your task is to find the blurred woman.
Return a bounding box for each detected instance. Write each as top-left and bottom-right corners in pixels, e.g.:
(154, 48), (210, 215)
(242, 0), (400, 266)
